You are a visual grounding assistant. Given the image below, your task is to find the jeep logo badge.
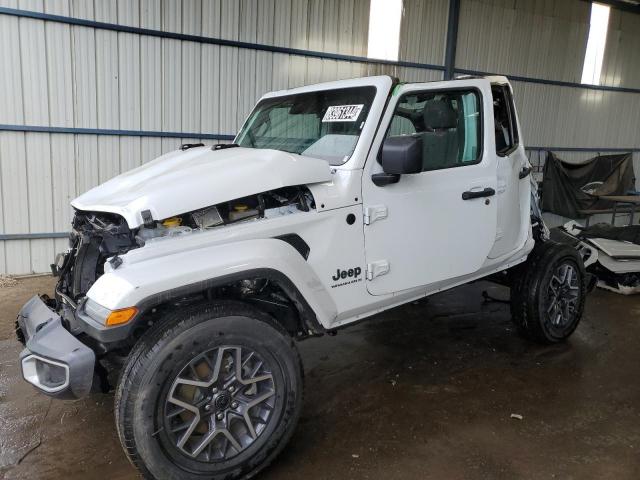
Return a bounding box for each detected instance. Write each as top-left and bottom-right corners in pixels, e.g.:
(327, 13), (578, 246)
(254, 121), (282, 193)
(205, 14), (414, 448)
(331, 267), (363, 288)
(332, 267), (362, 281)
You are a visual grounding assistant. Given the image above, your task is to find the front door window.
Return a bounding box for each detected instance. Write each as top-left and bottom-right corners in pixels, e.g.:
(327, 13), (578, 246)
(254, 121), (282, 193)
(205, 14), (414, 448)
(387, 89), (482, 171)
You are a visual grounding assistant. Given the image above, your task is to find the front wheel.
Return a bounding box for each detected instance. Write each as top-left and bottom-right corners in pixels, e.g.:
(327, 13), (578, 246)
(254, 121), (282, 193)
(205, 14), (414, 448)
(115, 301), (303, 480)
(510, 241), (587, 344)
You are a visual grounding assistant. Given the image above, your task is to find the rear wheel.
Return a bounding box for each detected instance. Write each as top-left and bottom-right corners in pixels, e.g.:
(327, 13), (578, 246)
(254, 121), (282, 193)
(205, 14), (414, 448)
(115, 301), (303, 480)
(510, 241), (587, 344)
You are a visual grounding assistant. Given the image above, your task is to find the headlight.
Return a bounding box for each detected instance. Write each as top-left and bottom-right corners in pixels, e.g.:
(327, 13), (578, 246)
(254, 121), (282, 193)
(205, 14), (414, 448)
(84, 299), (137, 327)
(84, 298), (111, 324)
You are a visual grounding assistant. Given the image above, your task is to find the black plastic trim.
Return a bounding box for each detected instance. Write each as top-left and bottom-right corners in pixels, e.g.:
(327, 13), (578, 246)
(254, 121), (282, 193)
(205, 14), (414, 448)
(274, 234), (310, 260)
(461, 188), (496, 200)
(213, 143), (240, 150)
(519, 166), (533, 179)
(180, 143), (204, 150)
(371, 172), (400, 187)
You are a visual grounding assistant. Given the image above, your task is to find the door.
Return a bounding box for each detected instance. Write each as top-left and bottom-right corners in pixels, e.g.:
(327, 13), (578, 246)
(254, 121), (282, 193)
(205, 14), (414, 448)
(362, 79), (498, 296)
(488, 83), (530, 258)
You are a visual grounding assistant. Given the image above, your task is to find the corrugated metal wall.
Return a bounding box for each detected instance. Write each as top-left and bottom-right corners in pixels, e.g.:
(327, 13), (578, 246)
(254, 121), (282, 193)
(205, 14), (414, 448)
(0, 0), (404, 275)
(457, 0), (640, 227)
(457, 0), (640, 148)
(0, 0), (376, 136)
(0, 0), (639, 274)
(601, 7), (640, 90)
(399, 0), (448, 67)
(457, 0), (590, 83)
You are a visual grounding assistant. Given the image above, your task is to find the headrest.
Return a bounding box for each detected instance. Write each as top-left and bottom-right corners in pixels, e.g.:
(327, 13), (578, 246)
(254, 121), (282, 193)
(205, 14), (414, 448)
(423, 100), (457, 130)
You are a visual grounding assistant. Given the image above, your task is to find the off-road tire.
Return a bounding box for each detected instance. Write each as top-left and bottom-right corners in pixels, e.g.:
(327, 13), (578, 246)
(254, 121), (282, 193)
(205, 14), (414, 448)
(510, 241), (587, 344)
(115, 301), (303, 480)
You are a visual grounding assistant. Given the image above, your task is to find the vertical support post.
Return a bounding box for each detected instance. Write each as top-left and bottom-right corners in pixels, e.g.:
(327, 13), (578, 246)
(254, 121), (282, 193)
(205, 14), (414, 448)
(444, 0), (460, 80)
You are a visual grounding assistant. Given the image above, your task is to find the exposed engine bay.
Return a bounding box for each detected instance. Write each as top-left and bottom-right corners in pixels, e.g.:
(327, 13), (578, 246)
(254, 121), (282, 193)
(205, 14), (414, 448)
(53, 186), (315, 305)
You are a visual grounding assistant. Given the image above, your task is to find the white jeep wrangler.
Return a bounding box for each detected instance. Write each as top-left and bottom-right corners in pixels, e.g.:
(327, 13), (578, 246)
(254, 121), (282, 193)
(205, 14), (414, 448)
(16, 75), (587, 479)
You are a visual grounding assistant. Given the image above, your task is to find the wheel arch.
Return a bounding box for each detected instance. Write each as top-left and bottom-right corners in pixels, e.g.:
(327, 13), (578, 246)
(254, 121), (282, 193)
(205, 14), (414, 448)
(85, 238), (338, 344)
(133, 268), (327, 337)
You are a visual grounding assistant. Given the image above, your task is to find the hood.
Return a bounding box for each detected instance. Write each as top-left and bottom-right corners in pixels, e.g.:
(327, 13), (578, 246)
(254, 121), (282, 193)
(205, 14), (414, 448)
(72, 146), (333, 227)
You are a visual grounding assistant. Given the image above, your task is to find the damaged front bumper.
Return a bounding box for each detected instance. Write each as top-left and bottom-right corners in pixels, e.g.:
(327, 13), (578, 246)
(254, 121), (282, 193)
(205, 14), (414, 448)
(16, 295), (95, 399)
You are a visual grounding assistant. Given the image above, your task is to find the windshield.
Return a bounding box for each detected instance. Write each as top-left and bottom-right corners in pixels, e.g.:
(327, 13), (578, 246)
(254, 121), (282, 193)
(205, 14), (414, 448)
(236, 86), (377, 165)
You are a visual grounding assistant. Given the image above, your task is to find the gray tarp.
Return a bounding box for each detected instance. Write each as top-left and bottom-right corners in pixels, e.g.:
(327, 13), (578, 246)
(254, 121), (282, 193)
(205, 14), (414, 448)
(541, 152), (635, 218)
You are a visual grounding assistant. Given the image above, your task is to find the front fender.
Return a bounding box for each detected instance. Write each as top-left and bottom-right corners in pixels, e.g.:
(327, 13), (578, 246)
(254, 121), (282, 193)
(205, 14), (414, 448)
(85, 238), (338, 332)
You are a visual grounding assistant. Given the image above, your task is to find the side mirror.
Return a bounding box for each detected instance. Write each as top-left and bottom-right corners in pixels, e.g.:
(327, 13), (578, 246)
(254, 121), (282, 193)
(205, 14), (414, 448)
(372, 135), (423, 187)
(381, 135), (423, 174)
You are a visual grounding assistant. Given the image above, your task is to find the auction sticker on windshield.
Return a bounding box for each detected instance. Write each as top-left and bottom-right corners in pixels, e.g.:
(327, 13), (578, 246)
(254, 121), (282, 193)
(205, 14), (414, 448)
(322, 104), (364, 122)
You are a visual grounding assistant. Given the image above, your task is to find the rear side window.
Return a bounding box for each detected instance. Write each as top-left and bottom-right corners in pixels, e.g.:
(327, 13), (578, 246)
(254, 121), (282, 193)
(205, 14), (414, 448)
(507, 88), (519, 145)
(492, 85), (519, 155)
(386, 89), (482, 172)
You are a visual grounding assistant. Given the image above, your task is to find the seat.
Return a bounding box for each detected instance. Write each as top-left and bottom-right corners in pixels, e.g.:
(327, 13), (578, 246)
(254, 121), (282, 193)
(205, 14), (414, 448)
(420, 100), (459, 171)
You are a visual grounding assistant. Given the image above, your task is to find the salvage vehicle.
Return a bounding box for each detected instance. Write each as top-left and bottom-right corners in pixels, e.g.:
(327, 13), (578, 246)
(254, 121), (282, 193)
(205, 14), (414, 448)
(16, 75), (588, 479)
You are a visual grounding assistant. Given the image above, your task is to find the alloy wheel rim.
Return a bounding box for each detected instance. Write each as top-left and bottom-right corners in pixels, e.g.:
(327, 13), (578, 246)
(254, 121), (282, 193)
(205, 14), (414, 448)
(163, 346), (276, 462)
(546, 261), (580, 329)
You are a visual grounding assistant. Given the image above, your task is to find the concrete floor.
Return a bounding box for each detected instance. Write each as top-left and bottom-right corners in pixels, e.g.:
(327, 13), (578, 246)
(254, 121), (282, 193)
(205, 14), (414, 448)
(1, 276), (639, 480)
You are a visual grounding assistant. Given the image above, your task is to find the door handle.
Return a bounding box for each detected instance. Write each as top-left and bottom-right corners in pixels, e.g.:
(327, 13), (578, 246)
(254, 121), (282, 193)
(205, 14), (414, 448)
(519, 166), (532, 179)
(461, 188), (495, 200)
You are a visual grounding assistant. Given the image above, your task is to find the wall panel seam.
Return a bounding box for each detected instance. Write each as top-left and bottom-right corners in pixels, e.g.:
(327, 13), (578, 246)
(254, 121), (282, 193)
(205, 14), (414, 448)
(0, 7), (445, 72)
(1, 7), (639, 94)
(0, 124), (235, 140)
(454, 68), (640, 94)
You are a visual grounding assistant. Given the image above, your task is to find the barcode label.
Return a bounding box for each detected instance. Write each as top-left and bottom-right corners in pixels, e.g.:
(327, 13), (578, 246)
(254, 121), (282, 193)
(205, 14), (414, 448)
(322, 104), (364, 122)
